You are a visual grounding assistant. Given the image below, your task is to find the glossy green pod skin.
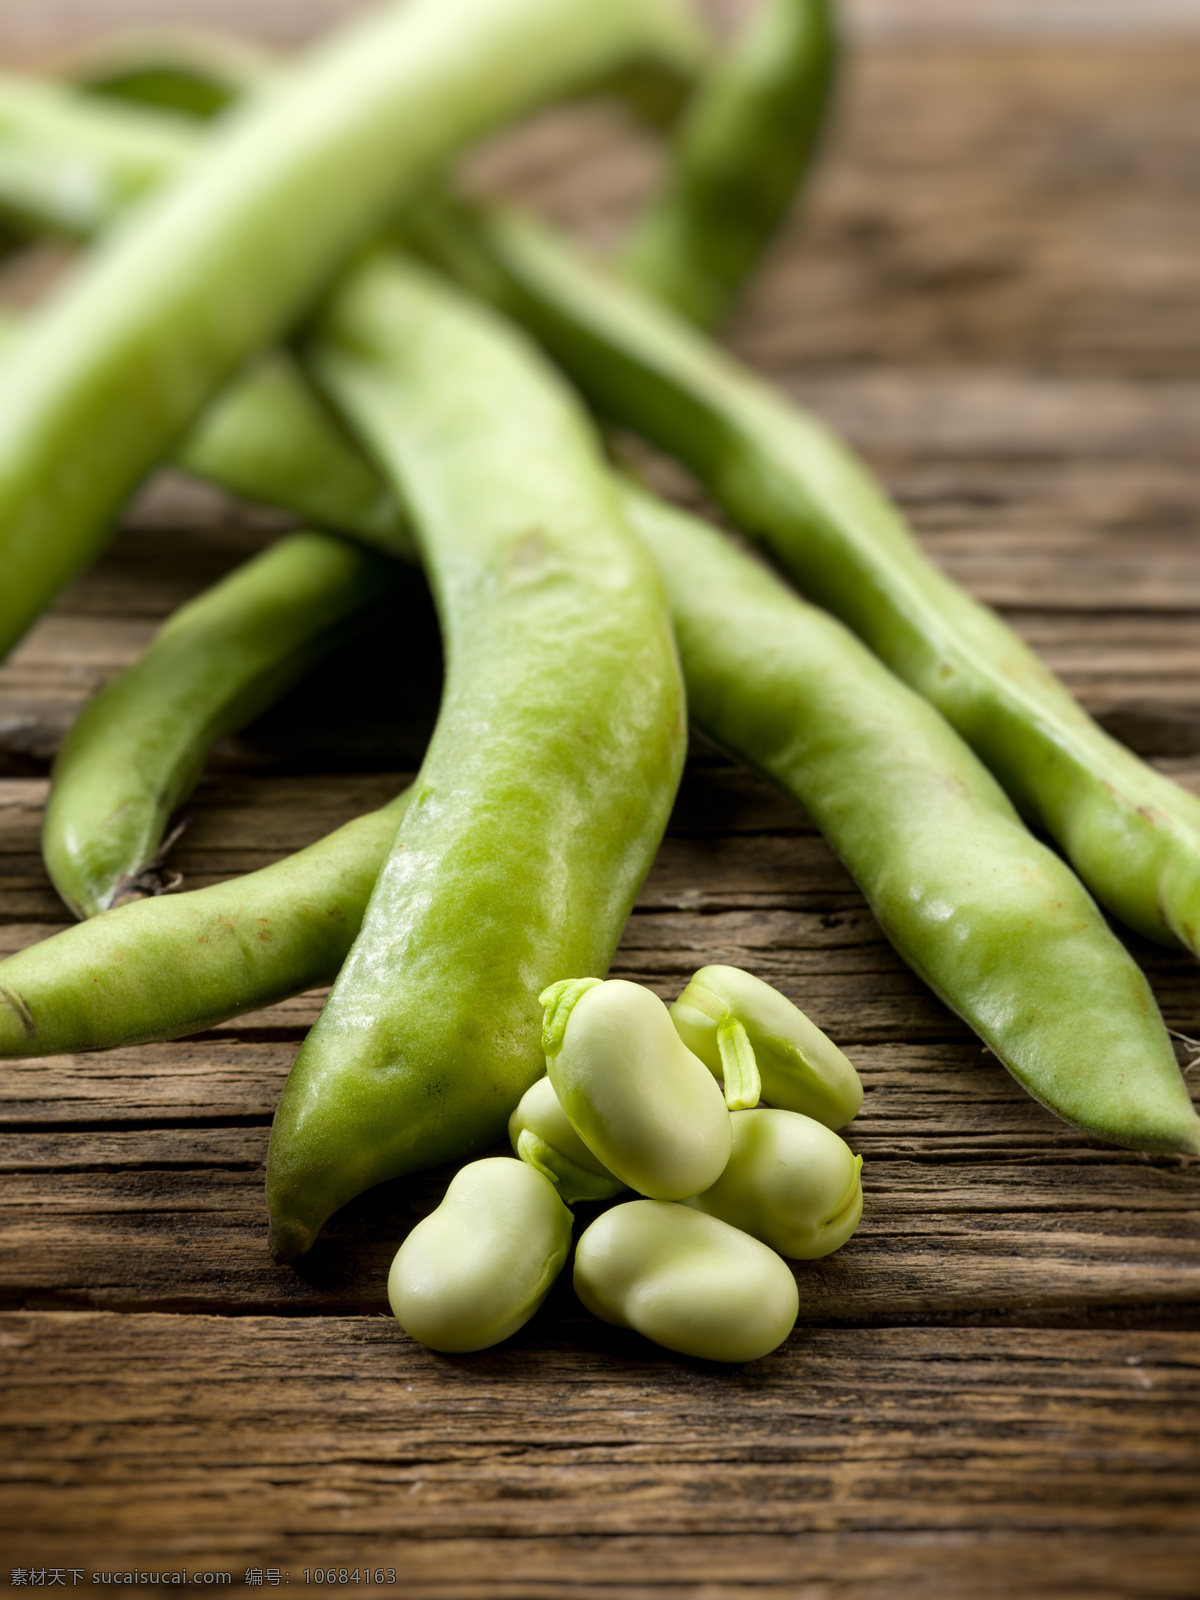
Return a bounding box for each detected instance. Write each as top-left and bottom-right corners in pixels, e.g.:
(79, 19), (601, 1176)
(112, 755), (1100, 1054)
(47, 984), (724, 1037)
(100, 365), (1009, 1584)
(574, 1200), (799, 1362)
(44, 530), (406, 920)
(625, 490), (1200, 1157)
(9, 92), (1195, 1152)
(387, 1158), (573, 1353)
(684, 1108), (863, 1260)
(544, 978), (732, 1201)
(670, 963), (862, 1129)
(418, 203), (1200, 967)
(0, 792), (408, 1056)
(0, 0), (705, 662)
(623, 0), (838, 329)
(0, 306), (411, 561)
(508, 1074), (626, 1205)
(265, 259), (686, 1261)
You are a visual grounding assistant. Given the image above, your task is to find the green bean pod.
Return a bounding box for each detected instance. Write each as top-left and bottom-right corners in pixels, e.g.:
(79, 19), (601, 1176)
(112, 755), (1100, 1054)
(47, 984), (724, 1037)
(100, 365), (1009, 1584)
(542, 978), (732, 1201)
(264, 257), (686, 1261)
(0, 71), (194, 238)
(44, 530), (407, 920)
(684, 1108), (863, 1260)
(508, 1074), (626, 1205)
(623, 0), (838, 328)
(409, 202), (1200, 966)
(387, 1157), (573, 1353)
(624, 489), (1200, 1156)
(0, 792), (407, 1056)
(0, 0), (704, 663)
(4, 86), (1194, 1151)
(670, 963), (862, 1127)
(574, 1200), (799, 1362)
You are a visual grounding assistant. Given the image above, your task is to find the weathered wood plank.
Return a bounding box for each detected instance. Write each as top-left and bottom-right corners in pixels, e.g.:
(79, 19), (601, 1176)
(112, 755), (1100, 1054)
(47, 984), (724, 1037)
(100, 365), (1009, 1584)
(1, 1314), (1198, 1593)
(0, 5), (1198, 1587)
(2, 1116), (1197, 1321)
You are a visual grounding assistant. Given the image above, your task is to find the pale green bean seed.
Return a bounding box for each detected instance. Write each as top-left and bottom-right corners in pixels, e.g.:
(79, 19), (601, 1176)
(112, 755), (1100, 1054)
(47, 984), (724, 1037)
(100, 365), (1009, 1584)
(543, 977), (731, 1201)
(387, 1157), (573, 1353)
(574, 1199), (798, 1362)
(685, 1108), (862, 1259)
(508, 1074), (626, 1203)
(671, 964), (862, 1128)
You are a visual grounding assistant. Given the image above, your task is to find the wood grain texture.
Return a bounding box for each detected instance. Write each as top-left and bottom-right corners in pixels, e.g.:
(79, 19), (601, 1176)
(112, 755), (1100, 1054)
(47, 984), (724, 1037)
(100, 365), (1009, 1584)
(2, 1315), (1199, 1593)
(0, 2), (1199, 1592)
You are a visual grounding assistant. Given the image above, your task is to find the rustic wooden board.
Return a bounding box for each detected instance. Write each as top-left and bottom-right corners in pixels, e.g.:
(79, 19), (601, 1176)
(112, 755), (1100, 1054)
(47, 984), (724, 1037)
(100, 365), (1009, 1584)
(1, 3), (1199, 1593)
(3, 1316), (1199, 1595)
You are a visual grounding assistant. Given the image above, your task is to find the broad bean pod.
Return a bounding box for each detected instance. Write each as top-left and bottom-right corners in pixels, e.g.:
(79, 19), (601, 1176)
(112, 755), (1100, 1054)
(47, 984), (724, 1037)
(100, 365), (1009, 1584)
(265, 258), (686, 1260)
(5, 86), (1196, 1151)
(0, 72), (193, 238)
(623, 0), (838, 329)
(44, 529), (408, 919)
(61, 2), (836, 334)
(574, 1200), (799, 1363)
(0, 0), (704, 662)
(624, 489), (1200, 1156)
(388, 1158), (573, 1353)
(685, 1108), (863, 1260)
(670, 963), (862, 1126)
(542, 978), (731, 1201)
(0, 791), (407, 1056)
(410, 202), (1200, 964)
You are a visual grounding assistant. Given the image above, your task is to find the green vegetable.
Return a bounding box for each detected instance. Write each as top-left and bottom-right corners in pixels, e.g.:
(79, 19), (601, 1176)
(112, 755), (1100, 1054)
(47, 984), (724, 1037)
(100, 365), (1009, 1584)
(44, 529), (407, 919)
(387, 1157), (573, 1352)
(626, 489), (1200, 1157)
(670, 963), (862, 1127)
(574, 1200), (799, 1362)
(264, 258), (686, 1261)
(623, 0), (838, 328)
(685, 1108), (863, 1260)
(508, 1074), (626, 1205)
(0, 792), (408, 1056)
(416, 201), (1200, 968)
(542, 978), (732, 1201)
(3, 79), (1195, 1154)
(0, 0), (704, 662)
(0, 71), (193, 237)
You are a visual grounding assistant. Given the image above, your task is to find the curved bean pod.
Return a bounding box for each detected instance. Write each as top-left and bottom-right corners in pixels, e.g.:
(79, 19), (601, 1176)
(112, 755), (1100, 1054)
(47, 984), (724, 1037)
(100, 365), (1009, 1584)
(0, 71), (193, 238)
(623, 0), (838, 328)
(0, 0), (704, 662)
(57, 6), (833, 333)
(44, 530), (407, 919)
(412, 202), (1200, 964)
(624, 488), (1200, 1156)
(0, 791), (407, 1057)
(5, 87), (1194, 1150)
(265, 257), (686, 1261)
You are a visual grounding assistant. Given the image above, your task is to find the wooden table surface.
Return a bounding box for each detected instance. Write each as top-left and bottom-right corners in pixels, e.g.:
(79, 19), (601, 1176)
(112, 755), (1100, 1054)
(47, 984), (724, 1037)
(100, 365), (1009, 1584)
(2, 2), (1199, 1594)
